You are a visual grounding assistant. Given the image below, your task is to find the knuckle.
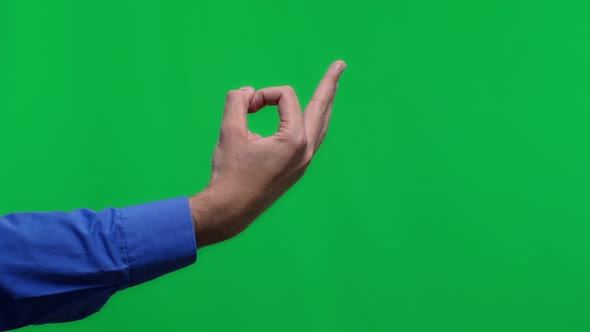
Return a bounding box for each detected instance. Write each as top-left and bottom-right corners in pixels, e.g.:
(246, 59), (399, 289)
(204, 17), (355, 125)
(221, 123), (245, 139)
(292, 133), (308, 150)
(281, 85), (295, 94)
(282, 132), (307, 151)
(302, 149), (314, 167)
(251, 92), (263, 106)
(311, 97), (331, 110)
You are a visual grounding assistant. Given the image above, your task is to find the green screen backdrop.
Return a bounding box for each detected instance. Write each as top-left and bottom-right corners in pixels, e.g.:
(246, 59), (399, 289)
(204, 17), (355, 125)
(1, 1), (590, 331)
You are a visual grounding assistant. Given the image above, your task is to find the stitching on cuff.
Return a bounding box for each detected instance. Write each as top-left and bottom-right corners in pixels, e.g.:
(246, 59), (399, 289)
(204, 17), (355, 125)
(117, 208), (132, 289)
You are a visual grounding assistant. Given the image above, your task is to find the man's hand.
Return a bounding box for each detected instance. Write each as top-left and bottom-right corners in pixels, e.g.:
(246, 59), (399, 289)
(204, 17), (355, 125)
(189, 60), (347, 247)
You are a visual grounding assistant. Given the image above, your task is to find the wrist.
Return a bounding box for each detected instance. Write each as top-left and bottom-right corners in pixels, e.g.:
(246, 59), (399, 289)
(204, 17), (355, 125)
(189, 189), (221, 247)
(189, 187), (242, 247)
(189, 183), (270, 247)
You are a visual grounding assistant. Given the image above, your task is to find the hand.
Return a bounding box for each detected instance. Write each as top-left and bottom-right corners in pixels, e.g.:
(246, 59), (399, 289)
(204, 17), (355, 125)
(189, 60), (347, 247)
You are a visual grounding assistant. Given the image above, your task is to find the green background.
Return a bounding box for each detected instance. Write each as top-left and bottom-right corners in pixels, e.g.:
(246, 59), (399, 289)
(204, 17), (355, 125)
(1, 0), (590, 331)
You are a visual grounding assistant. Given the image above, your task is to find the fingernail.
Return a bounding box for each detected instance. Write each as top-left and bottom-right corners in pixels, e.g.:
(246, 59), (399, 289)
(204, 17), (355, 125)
(240, 86), (254, 91)
(333, 61), (346, 71)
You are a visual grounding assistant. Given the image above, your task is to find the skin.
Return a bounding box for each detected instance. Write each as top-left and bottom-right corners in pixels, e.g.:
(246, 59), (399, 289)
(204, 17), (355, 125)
(189, 60), (347, 247)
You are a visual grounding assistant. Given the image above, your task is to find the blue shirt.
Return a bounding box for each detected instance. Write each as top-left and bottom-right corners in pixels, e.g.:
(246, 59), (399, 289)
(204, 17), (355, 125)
(0, 197), (198, 331)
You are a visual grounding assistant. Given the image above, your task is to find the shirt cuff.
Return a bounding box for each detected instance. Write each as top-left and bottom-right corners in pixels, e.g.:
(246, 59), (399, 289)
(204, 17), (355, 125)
(118, 197), (197, 287)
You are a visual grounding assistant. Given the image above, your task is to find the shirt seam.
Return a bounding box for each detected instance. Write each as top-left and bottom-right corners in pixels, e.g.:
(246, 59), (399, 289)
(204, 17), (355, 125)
(117, 208), (132, 289)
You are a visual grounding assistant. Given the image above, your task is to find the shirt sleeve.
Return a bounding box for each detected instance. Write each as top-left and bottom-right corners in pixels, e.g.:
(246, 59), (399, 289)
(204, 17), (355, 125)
(0, 197), (197, 331)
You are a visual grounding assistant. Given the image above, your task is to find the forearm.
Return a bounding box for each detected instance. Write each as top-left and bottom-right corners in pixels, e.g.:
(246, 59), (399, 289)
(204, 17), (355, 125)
(0, 197), (196, 331)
